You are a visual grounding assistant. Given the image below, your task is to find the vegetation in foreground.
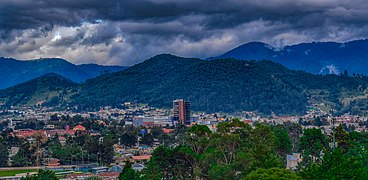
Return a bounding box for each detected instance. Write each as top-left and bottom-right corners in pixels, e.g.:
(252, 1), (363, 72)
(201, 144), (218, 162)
(118, 119), (368, 179)
(2, 118), (368, 179)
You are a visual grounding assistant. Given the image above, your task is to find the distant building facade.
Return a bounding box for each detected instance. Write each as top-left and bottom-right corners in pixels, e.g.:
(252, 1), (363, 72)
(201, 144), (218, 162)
(133, 116), (154, 128)
(286, 153), (302, 170)
(133, 116), (172, 128)
(173, 99), (191, 125)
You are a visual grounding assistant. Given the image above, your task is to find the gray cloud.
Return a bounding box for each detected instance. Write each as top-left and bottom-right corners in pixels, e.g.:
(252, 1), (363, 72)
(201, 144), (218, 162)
(1, 0), (368, 65)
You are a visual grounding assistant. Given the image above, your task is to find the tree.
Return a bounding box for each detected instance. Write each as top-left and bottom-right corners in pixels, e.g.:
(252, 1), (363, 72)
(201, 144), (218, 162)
(207, 119), (255, 179)
(314, 116), (322, 127)
(349, 131), (368, 148)
(245, 168), (301, 180)
(249, 124), (283, 170)
(11, 140), (32, 167)
(271, 125), (292, 159)
(21, 169), (58, 180)
(284, 122), (302, 152)
(50, 133), (61, 146)
(142, 159), (162, 180)
(0, 138), (8, 167)
(181, 125), (212, 179)
(140, 133), (154, 146)
(207, 133), (240, 179)
(208, 164), (234, 180)
(31, 132), (48, 166)
(333, 124), (350, 152)
(299, 148), (368, 179)
(299, 128), (327, 165)
(150, 126), (163, 139)
(142, 146), (174, 179)
(119, 161), (141, 180)
(100, 135), (116, 165)
(343, 70), (349, 77)
(50, 113), (59, 121)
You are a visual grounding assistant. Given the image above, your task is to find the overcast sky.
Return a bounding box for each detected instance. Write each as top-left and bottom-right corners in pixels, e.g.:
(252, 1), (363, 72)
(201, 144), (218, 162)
(1, 0), (368, 65)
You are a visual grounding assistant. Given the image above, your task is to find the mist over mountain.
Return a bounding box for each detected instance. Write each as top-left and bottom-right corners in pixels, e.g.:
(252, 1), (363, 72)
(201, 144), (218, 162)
(210, 39), (368, 75)
(0, 57), (128, 89)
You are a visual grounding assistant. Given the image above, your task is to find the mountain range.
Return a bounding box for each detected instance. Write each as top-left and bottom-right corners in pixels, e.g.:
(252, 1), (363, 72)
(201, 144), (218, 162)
(0, 57), (128, 89)
(210, 39), (368, 75)
(1, 54), (368, 115)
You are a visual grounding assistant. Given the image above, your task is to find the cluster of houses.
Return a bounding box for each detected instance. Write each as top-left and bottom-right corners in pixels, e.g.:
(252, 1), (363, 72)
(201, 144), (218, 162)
(2, 102), (368, 179)
(11, 124), (86, 145)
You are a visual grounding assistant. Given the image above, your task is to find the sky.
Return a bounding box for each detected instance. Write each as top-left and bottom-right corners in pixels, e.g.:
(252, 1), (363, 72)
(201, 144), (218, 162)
(1, 0), (368, 65)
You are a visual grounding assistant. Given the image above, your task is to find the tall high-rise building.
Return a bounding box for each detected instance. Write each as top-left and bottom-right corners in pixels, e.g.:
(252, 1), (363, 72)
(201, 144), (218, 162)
(173, 99), (191, 125)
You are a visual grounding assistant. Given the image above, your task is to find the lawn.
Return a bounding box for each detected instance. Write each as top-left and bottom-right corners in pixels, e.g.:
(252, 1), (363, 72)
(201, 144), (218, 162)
(0, 169), (37, 177)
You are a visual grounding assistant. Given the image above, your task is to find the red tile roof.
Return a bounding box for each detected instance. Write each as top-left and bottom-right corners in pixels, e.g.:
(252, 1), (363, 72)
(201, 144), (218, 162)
(73, 124), (86, 131)
(131, 155), (151, 161)
(97, 172), (120, 177)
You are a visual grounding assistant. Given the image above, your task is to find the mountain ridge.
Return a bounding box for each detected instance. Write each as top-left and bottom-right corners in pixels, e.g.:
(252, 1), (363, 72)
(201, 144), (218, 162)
(1, 54), (368, 115)
(0, 57), (128, 89)
(73, 54), (368, 115)
(209, 39), (368, 75)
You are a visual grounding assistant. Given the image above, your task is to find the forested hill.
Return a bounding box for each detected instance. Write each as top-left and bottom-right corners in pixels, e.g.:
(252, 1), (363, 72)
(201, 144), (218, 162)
(210, 39), (368, 75)
(1, 54), (368, 115)
(0, 73), (78, 107)
(72, 54), (368, 115)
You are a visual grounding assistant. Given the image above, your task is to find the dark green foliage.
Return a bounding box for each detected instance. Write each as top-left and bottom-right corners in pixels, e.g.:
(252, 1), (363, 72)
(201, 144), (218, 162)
(150, 126), (163, 139)
(100, 135), (116, 165)
(299, 128), (328, 165)
(284, 122), (303, 152)
(248, 124), (283, 170)
(74, 54), (368, 115)
(271, 125), (293, 160)
(21, 169), (58, 180)
(298, 128), (368, 179)
(245, 168), (301, 180)
(76, 55), (309, 115)
(299, 148), (368, 179)
(119, 161), (142, 180)
(141, 121), (286, 179)
(11, 141), (33, 167)
(0, 138), (8, 167)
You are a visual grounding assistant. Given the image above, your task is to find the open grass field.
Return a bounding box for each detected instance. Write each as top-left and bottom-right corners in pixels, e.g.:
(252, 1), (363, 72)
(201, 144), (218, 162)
(0, 169), (37, 177)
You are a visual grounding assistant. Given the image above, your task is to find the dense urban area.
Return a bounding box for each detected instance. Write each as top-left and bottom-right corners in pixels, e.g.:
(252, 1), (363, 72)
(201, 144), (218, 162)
(0, 99), (367, 179)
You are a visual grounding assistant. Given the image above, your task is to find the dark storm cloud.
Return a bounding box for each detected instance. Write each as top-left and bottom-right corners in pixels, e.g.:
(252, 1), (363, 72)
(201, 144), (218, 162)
(1, 0), (368, 65)
(4, 0), (366, 31)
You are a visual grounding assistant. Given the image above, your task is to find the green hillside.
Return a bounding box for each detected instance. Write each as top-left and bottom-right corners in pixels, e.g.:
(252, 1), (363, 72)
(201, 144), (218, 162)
(1, 54), (368, 115)
(0, 73), (79, 107)
(72, 54), (368, 115)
